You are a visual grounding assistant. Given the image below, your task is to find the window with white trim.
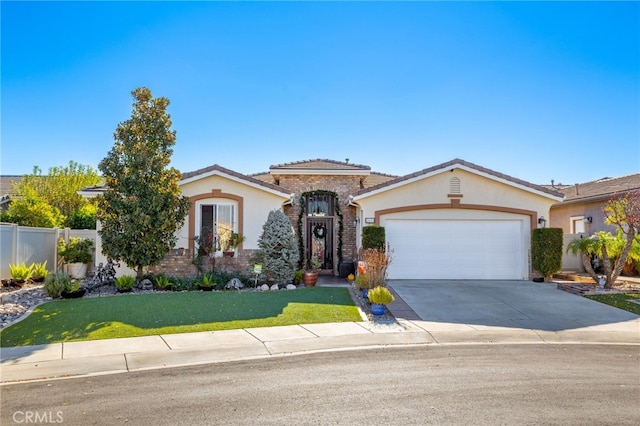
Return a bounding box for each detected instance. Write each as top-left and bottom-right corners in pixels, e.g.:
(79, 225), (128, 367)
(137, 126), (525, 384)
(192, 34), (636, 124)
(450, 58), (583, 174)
(570, 216), (585, 234)
(198, 202), (236, 255)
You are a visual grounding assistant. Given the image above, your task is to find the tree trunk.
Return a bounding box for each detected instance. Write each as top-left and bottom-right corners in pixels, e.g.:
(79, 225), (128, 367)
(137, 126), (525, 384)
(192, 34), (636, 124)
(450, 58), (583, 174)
(136, 265), (144, 280)
(580, 253), (599, 285)
(603, 230), (637, 289)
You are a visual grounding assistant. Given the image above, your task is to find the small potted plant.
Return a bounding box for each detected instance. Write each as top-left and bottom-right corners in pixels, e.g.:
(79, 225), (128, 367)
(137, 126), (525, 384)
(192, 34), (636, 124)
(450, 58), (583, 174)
(303, 256), (322, 287)
(293, 269), (304, 285)
(61, 276), (86, 299)
(58, 237), (94, 279)
(224, 233), (245, 257)
(367, 286), (395, 316)
(115, 275), (136, 293)
(354, 274), (370, 299)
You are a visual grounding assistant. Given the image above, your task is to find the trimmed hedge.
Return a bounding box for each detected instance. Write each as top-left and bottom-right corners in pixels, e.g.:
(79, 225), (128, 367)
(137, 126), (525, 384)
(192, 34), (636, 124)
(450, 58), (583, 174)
(531, 227), (563, 281)
(362, 225), (385, 250)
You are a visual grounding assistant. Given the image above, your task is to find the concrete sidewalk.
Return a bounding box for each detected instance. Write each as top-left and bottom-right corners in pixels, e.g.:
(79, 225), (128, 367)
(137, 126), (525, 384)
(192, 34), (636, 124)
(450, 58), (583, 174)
(2, 278), (639, 384)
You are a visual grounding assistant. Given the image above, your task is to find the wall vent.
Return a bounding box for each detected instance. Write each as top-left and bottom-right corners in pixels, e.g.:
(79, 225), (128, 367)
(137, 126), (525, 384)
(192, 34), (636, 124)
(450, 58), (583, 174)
(450, 177), (461, 194)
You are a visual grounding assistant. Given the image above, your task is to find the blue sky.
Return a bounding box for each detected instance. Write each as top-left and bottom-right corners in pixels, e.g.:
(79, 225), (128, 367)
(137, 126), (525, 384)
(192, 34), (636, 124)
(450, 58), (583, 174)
(2, 1), (639, 186)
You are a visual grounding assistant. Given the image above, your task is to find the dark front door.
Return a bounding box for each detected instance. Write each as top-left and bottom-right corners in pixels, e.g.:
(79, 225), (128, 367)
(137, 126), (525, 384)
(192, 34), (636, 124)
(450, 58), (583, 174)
(306, 217), (333, 271)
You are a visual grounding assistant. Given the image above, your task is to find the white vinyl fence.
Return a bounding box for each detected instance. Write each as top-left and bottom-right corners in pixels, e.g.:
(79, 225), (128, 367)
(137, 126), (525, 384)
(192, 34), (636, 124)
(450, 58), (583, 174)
(0, 223), (97, 280)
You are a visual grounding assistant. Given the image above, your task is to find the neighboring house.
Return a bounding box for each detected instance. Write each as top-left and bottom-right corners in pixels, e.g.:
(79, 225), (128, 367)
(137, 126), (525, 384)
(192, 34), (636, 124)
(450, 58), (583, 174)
(171, 158), (563, 280)
(548, 173), (640, 273)
(549, 173), (640, 235)
(0, 175), (21, 213)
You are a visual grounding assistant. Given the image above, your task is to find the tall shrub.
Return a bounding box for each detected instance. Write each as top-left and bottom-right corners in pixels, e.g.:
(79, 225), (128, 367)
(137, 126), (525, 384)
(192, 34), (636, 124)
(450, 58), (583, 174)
(359, 247), (392, 287)
(97, 87), (190, 279)
(362, 225), (385, 250)
(256, 210), (299, 285)
(531, 228), (563, 281)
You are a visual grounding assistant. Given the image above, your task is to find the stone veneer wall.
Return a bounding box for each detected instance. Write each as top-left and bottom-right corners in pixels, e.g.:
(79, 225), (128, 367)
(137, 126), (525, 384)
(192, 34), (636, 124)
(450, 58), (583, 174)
(279, 174), (362, 268)
(147, 249), (256, 278)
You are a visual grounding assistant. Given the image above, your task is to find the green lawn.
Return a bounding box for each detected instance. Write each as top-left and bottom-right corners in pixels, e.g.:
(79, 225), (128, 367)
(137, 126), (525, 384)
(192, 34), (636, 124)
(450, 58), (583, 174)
(584, 292), (640, 315)
(0, 287), (362, 347)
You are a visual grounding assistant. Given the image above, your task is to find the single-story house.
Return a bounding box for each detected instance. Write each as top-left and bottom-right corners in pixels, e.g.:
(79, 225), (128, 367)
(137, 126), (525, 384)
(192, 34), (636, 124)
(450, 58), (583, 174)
(549, 173), (640, 235)
(548, 173), (640, 273)
(168, 158), (563, 280)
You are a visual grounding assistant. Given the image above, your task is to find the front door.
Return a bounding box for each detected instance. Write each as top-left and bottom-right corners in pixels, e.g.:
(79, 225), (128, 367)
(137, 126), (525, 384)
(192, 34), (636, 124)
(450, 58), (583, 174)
(307, 217), (333, 271)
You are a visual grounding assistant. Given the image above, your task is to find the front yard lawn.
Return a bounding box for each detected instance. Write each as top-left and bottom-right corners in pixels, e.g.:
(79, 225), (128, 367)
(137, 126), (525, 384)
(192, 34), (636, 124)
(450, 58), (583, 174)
(584, 292), (640, 315)
(0, 287), (361, 347)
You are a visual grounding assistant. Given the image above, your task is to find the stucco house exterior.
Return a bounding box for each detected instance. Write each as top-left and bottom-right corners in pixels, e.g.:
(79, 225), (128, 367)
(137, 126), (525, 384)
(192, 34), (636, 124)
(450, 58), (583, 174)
(549, 173), (640, 235)
(548, 173), (640, 273)
(166, 158), (563, 280)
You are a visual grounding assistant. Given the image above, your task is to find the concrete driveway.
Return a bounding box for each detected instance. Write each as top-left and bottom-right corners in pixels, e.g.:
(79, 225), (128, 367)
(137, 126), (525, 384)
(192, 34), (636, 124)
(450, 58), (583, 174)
(387, 280), (640, 332)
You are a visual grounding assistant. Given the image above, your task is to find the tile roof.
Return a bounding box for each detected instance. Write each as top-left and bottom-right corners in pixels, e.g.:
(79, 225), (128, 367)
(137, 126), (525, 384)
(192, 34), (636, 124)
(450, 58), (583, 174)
(181, 164), (290, 194)
(352, 158), (565, 198)
(553, 173), (640, 204)
(0, 176), (22, 197)
(269, 158), (371, 171)
(362, 172), (398, 188)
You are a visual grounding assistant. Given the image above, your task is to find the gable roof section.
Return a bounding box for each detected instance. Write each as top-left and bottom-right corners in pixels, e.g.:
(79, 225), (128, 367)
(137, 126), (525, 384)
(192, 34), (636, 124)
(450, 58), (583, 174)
(553, 173), (640, 205)
(352, 158), (564, 201)
(269, 159), (371, 176)
(363, 171), (398, 188)
(180, 164), (291, 198)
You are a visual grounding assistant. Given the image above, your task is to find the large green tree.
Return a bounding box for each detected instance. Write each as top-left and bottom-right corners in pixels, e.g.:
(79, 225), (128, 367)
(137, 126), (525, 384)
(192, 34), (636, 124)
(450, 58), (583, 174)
(97, 87), (190, 279)
(2, 161), (101, 228)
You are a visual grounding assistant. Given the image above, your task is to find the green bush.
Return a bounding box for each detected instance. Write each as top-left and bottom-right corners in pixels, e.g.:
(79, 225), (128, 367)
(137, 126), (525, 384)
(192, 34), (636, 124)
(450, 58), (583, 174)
(115, 275), (136, 290)
(199, 274), (215, 287)
(31, 261), (50, 282)
(368, 286), (395, 305)
(65, 279), (81, 293)
(44, 273), (70, 298)
(170, 277), (198, 292)
(531, 227), (563, 281)
(362, 225), (385, 250)
(154, 275), (172, 290)
(58, 237), (93, 263)
(68, 203), (97, 229)
(9, 262), (33, 282)
(354, 273), (370, 290)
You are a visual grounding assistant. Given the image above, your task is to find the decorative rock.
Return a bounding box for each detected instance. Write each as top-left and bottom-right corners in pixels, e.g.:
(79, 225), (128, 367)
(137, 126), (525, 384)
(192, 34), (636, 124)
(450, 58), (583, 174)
(1, 286), (51, 329)
(225, 278), (244, 290)
(286, 284), (296, 290)
(139, 278), (153, 290)
(260, 284), (269, 291)
(270, 284), (279, 291)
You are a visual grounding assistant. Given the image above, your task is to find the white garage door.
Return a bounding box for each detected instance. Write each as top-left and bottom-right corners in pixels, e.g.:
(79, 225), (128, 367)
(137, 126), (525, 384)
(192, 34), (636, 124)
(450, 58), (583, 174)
(386, 219), (523, 279)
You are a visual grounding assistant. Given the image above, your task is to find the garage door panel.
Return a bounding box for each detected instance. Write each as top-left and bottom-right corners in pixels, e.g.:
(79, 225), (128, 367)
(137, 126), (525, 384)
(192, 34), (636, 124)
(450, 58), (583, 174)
(386, 219), (523, 279)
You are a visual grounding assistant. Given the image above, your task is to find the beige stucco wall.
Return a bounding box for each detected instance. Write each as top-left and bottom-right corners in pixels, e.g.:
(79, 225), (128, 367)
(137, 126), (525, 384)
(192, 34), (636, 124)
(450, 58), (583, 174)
(550, 200), (616, 235)
(352, 169), (561, 276)
(177, 174), (289, 251)
(355, 169), (557, 226)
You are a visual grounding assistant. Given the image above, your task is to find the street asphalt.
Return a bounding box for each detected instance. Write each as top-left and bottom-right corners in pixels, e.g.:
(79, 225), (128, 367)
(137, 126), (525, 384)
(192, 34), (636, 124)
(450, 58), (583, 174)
(1, 277), (638, 384)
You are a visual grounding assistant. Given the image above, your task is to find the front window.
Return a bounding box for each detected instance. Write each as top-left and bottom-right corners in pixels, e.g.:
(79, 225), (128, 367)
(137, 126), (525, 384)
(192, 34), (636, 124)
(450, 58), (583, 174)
(199, 203), (236, 255)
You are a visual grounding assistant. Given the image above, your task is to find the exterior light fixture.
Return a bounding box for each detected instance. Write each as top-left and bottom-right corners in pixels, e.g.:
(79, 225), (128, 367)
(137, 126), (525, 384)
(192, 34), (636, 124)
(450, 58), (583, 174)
(538, 216), (547, 228)
(584, 216), (592, 224)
